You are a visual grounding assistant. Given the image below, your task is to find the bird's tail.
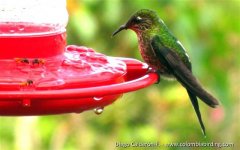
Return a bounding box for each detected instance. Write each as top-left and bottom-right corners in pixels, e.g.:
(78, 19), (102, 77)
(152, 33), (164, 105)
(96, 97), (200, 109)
(183, 77), (219, 108)
(174, 64), (219, 108)
(187, 90), (206, 136)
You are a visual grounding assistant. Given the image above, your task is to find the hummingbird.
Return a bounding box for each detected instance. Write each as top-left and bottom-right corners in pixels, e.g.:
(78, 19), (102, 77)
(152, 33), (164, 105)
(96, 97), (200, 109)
(112, 9), (219, 136)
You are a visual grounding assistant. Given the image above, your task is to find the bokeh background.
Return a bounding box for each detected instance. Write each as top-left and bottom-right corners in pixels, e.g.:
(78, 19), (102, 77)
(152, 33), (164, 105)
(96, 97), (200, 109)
(0, 0), (239, 149)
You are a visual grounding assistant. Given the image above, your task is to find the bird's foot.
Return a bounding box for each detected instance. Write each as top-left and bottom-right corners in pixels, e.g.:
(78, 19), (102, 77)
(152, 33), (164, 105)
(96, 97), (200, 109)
(146, 67), (161, 84)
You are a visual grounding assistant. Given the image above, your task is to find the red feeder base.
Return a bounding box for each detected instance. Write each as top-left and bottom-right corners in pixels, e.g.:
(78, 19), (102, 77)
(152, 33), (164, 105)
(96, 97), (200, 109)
(0, 45), (158, 116)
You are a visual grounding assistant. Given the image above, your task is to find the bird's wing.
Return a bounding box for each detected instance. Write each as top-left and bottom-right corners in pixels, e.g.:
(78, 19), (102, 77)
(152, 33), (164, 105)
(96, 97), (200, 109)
(150, 35), (219, 107)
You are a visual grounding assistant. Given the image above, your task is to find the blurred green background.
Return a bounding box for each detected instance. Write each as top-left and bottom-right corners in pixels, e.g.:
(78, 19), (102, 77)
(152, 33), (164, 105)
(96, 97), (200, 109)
(0, 0), (240, 149)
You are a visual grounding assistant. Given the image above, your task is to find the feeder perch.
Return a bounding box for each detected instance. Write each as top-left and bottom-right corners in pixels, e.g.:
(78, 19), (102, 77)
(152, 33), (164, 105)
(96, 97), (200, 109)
(0, 0), (158, 116)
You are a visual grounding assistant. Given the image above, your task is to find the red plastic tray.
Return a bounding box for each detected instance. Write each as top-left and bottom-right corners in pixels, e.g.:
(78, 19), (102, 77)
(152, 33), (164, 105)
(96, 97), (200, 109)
(0, 46), (158, 116)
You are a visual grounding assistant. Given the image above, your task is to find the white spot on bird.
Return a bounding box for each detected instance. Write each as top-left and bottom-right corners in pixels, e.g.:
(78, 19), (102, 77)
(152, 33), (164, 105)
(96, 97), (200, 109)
(136, 16), (142, 21)
(177, 40), (189, 58)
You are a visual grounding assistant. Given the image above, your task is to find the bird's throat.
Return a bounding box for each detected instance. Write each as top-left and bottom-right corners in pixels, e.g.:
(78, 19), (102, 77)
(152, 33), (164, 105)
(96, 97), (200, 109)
(137, 33), (156, 66)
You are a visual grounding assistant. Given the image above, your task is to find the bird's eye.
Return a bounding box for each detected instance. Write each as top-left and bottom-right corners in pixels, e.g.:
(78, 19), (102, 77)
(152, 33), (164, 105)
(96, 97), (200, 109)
(135, 16), (143, 23)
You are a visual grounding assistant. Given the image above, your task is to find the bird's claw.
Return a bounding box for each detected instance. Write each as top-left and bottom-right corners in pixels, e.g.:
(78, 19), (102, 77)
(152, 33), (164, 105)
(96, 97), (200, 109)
(146, 67), (161, 84)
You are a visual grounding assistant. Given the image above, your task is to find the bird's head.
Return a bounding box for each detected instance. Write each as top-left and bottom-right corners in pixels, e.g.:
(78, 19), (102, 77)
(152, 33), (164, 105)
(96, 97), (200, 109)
(112, 9), (160, 36)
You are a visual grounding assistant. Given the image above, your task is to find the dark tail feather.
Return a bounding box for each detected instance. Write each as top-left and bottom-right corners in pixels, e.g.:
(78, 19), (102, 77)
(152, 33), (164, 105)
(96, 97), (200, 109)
(192, 86), (219, 108)
(176, 70), (219, 108)
(187, 89), (206, 136)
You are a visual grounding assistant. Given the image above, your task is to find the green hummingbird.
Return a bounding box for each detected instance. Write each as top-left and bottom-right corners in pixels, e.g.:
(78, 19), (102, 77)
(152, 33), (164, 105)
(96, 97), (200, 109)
(112, 9), (219, 135)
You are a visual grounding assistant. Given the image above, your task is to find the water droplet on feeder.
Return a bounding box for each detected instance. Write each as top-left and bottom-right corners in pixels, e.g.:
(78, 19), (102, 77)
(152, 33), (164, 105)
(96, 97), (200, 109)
(94, 107), (104, 115)
(22, 99), (31, 107)
(18, 25), (25, 31)
(93, 97), (103, 101)
(9, 29), (15, 33)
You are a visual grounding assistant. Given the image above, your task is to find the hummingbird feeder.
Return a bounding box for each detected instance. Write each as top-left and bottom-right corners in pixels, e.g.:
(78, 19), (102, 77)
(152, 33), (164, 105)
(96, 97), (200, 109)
(0, 0), (158, 116)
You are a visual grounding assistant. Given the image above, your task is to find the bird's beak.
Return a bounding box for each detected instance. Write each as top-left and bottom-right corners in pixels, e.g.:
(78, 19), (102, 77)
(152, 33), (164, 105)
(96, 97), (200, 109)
(112, 24), (127, 37)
